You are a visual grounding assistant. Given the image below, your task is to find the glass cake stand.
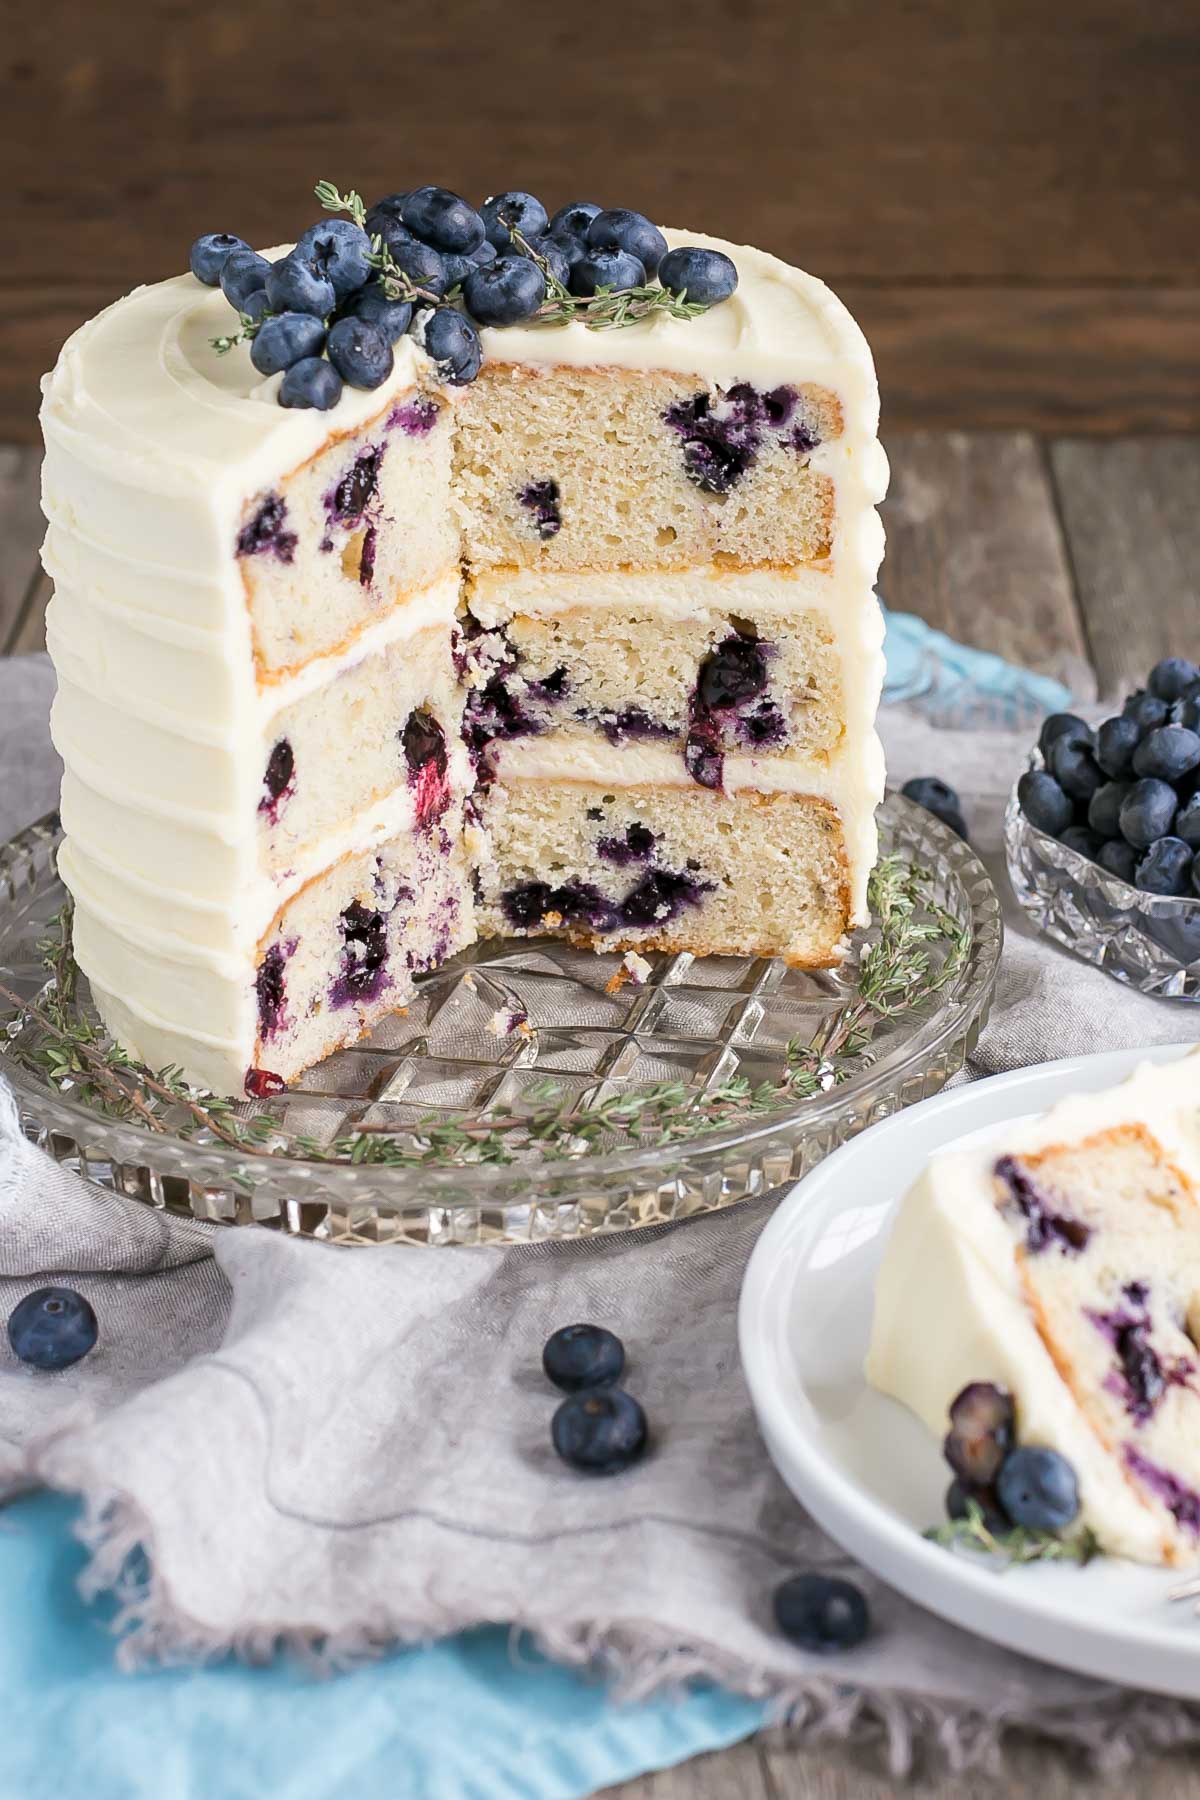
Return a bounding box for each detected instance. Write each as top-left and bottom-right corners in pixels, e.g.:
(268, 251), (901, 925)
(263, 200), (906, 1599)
(0, 798), (1001, 1246)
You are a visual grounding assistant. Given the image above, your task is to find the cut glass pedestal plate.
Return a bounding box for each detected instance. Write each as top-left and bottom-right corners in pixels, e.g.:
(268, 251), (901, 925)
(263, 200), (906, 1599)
(0, 796), (1001, 1246)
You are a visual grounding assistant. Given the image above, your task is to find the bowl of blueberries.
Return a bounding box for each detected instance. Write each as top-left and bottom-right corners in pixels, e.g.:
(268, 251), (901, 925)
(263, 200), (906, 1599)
(1005, 655), (1200, 997)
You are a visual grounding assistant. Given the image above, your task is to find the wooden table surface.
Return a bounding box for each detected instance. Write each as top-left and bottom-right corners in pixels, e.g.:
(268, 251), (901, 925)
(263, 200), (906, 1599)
(4, 431), (1199, 1793)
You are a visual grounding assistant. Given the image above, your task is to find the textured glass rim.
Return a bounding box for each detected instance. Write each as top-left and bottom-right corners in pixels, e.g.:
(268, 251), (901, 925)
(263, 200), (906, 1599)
(1005, 757), (1200, 930)
(1, 797), (1003, 1201)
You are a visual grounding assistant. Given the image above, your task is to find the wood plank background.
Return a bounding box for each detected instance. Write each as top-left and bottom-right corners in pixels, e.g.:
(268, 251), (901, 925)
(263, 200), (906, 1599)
(4, 0), (1199, 441)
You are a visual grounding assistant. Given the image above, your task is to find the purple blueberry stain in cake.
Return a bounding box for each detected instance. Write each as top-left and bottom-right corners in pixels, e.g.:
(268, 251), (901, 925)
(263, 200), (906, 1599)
(697, 634), (771, 712)
(762, 385), (798, 427)
(327, 444), (386, 527)
(330, 900), (391, 1009)
(1087, 1282), (1194, 1424)
(790, 420), (820, 456)
(255, 938), (297, 1041)
(401, 707), (451, 828)
(519, 479), (562, 540)
(531, 665), (570, 702)
(739, 700), (788, 747)
(359, 522), (378, 587)
(682, 630), (779, 788)
(258, 737), (295, 820)
(619, 867), (712, 929)
(993, 1155), (1092, 1256)
(664, 390), (760, 496)
(684, 720), (724, 790)
(501, 864), (712, 935)
(236, 493), (297, 563)
(388, 396), (439, 437)
(1124, 1446), (1200, 1534)
(596, 707), (675, 746)
(597, 822), (657, 866)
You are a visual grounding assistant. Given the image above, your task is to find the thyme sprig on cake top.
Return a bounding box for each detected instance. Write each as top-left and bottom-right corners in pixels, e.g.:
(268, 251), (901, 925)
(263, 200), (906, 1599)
(868, 1051), (1200, 1569)
(40, 172), (886, 1098)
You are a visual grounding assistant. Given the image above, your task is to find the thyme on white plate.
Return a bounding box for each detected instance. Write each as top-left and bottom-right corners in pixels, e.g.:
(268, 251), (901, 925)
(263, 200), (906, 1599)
(0, 855), (970, 1171)
(925, 1501), (1100, 1569)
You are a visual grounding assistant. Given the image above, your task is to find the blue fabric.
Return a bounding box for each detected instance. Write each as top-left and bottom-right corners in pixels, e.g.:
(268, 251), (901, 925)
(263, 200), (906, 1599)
(2, 616), (1069, 1799)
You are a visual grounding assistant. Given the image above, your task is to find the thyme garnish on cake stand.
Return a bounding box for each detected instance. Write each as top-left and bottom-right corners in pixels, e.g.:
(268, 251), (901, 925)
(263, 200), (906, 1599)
(925, 1501), (1101, 1569)
(0, 856), (969, 1172)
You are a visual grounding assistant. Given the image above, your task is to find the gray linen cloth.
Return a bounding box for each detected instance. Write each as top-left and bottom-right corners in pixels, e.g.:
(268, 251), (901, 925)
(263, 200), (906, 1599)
(3, 653), (1200, 1774)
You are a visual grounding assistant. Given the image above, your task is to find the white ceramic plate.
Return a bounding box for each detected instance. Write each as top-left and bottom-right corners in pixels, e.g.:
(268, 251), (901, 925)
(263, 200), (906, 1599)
(739, 1044), (1200, 1698)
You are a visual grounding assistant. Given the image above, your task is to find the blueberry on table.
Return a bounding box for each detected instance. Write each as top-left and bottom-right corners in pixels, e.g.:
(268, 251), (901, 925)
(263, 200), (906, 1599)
(1095, 714), (1140, 780)
(190, 231), (250, 286)
(326, 317), (394, 389)
(399, 186), (485, 255)
(1048, 734), (1103, 805)
(658, 246), (739, 307)
(569, 247), (648, 297)
(1097, 838), (1139, 883)
(900, 776), (967, 839)
(1037, 712), (1093, 758)
(551, 1388), (647, 1473)
(250, 312), (326, 377)
(481, 190), (549, 249)
(942, 1381), (1015, 1487)
(945, 1478), (1009, 1536)
(8, 1287), (98, 1371)
(1060, 824), (1103, 862)
(220, 248), (272, 312)
(295, 218), (373, 298)
(1136, 836), (1195, 897)
(772, 1573), (870, 1654)
(542, 1323), (626, 1393)
(1119, 777), (1177, 848)
(1087, 779), (1131, 839)
(1123, 689), (1170, 735)
(1017, 769), (1073, 838)
(279, 356), (343, 410)
(996, 1447), (1079, 1534)
(1149, 656), (1200, 702)
(585, 208), (668, 278)
(264, 252), (337, 319)
(346, 281), (413, 344)
(421, 306), (482, 384)
(548, 201), (604, 239)
(1132, 724), (1200, 783)
(463, 257), (547, 326)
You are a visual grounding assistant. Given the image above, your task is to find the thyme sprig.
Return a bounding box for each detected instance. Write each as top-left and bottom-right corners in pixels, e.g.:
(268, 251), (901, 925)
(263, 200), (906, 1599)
(1, 855), (970, 1170)
(925, 1501), (1100, 1569)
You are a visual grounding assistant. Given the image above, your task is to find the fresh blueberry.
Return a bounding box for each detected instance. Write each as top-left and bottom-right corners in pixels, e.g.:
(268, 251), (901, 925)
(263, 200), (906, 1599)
(772, 1574), (870, 1654)
(1060, 824), (1103, 862)
(365, 192), (410, 233)
(542, 1323), (626, 1393)
(463, 257), (546, 326)
(264, 251), (336, 318)
(1123, 689), (1170, 734)
(945, 1478), (1009, 1536)
(326, 317), (394, 389)
(658, 246), (739, 306)
(569, 247), (647, 297)
(250, 312), (326, 376)
(7, 1286), (98, 1371)
(470, 239), (497, 265)
(942, 1382), (1015, 1487)
(1088, 780), (1131, 839)
(241, 289), (271, 324)
(190, 231), (250, 286)
(501, 234), (571, 288)
(548, 201), (603, 239)
(384, 233), (451, 296)
(481, 191), (549, 249)
(1170, 695), (1200, 732)
(220, 248), (272, 311)
(1175, 793), (1200, 848)
(1149, 657), (1200, 702)
(586, 208), (667, 277)
(1136, 836), (1195, 896)
(279, 356), (343, 410)
(1038, 712), (1093, 758)
(399, 186), (485, 254)
(996, 1447), (1080, 1534)
(346, 280), (413, 342)
(421, 306), (482, 384)
(551, 1388), (647, 1474)
(295, 218), (373, 299)
(900, 776), (967, 839)
(1132, 725), (1200, 782)
(1095, 714), (1140, 779)
(1048, 735), (1103, 804)
(1017, 770), (1074, 837)
(1119, 777), (1177, 847)
(1097, 838), (1138, 883)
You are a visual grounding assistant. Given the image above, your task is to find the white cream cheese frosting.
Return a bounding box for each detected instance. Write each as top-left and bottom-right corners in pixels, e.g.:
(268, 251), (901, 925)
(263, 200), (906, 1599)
(40, 224), (885, 1094)
(866, 1052), (1200, 1564)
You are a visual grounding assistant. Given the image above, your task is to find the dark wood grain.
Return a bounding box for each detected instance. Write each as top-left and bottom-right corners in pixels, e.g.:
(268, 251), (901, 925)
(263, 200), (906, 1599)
(3, 0), (1198, 438)
(1049, 438), (1200, 699)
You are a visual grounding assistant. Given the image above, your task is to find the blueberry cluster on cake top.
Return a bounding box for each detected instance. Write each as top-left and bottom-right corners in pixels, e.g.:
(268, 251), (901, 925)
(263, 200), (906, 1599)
(1019, 656), (1200, 897)
(192, 181), (740, 411)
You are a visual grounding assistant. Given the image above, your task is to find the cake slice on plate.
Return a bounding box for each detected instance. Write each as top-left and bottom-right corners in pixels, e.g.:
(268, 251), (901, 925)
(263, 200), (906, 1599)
(867, 1050), (1200, 1565)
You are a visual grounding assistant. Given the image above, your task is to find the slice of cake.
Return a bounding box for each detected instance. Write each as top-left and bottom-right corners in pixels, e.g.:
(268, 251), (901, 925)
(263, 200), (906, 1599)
(866, 1051), (1200, 1565)
(39, 186), (886, 1098)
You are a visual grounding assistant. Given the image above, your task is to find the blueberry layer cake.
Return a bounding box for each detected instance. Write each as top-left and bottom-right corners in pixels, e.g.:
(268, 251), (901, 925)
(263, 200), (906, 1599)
(40, 203), (885, 1097)
(867, 1052), (1200, 1566)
